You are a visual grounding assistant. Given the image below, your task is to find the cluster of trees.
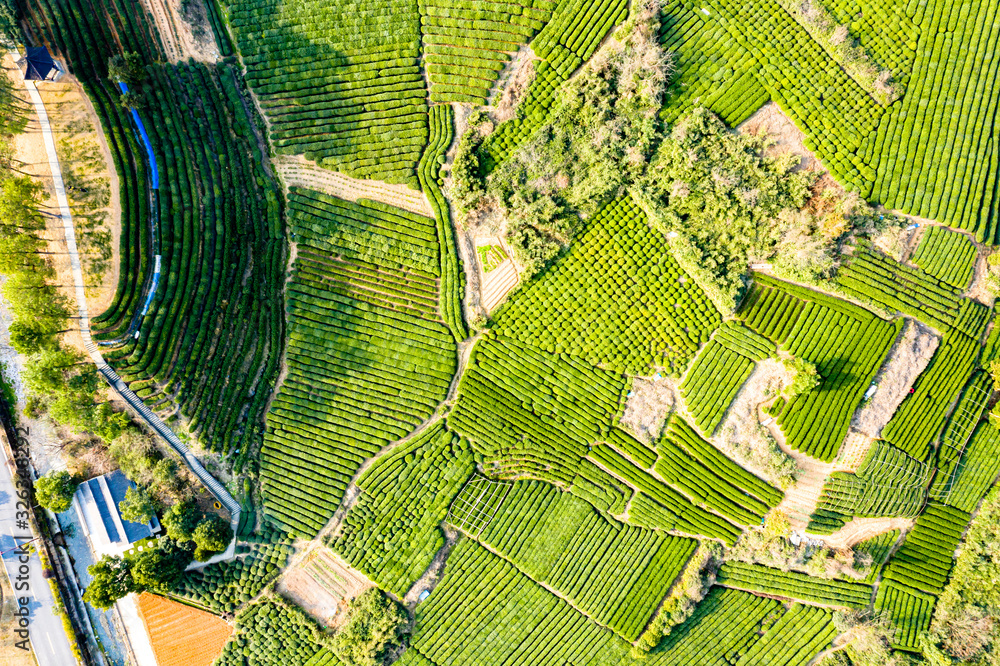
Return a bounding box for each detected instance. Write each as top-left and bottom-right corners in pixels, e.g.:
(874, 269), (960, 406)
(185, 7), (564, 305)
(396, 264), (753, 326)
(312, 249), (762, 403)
(632, 541), (722, 656)
(451, 6), (903, 309)
(332, 589), (408, 666)
(452, 2), (674, 278)
(727, 511), (871, 581)
(83, 500), (233, 609)
(82, 538), (193, 610)
(107, 53), (146, 109)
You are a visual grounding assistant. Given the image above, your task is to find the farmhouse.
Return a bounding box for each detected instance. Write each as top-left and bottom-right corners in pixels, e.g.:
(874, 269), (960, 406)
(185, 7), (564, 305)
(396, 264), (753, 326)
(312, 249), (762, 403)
(73, 470), (160, 559)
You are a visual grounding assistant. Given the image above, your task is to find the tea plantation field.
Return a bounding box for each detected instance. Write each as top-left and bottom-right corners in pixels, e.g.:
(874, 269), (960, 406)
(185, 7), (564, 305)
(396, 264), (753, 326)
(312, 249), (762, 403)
(31, 0), (1000, 663)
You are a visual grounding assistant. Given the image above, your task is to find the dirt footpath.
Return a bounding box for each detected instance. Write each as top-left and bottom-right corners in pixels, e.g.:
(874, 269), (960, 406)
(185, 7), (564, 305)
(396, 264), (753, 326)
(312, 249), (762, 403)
(2, 55), (119, 351)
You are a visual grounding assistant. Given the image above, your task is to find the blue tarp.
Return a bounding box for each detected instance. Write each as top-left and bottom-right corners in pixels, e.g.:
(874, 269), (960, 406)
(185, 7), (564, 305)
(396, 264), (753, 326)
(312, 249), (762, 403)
(117, 81), (159, 190)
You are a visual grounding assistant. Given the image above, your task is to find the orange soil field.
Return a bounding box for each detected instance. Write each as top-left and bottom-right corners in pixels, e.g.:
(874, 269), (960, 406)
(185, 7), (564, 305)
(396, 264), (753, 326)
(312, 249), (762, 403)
(136, 593), (232, 666)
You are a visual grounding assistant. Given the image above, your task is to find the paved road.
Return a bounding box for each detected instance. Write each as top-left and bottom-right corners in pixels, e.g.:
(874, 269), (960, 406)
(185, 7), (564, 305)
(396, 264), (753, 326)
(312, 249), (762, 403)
(0, 442), (77, 664)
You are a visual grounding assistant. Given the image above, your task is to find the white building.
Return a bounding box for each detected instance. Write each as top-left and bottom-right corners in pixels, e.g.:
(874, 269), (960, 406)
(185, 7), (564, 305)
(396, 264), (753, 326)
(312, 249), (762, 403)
(73, 470), (160, 559)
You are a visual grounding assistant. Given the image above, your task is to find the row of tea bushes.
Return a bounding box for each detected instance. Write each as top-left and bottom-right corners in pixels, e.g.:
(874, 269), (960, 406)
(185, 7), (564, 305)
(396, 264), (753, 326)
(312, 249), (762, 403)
(740, 275), (897, 461)
(226, 0), (428, 185)
(910, 226), (978, 290)
(332, 422), (475, 597)
(881, 502), (970, 594)
(716, 561), (872, 608)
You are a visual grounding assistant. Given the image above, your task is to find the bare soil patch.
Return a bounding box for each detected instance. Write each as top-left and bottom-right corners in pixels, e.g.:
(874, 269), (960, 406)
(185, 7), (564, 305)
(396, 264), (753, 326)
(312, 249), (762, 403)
(489, 46), (536, 123)
(275, 155), (433, 217)
(850, 318), (938, 439)
(738, 101), (824, 173)
(619, 377), (676, 443)
(818, 516), (913, 549)
(714, 359), (799, 489)
(141, 0), (221, 63)
(966, 253), (994, 306)
(835, 431), (875, 472)
(277, 548), (372, 628)
(479, 250), (518, 313)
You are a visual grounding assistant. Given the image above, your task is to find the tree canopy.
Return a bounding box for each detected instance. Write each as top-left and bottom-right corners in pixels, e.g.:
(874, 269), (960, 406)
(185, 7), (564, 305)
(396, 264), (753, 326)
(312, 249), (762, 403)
(34, 470), (76, 513)
(332, 589), (408, 666)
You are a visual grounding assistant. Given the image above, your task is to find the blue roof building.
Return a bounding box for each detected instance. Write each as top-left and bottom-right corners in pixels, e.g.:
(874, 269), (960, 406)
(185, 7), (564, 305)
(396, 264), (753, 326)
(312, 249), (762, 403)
(73, 470), (160, 559)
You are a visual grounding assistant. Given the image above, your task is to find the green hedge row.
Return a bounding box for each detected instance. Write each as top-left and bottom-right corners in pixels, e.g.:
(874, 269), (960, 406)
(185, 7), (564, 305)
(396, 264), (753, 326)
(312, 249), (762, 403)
(716, 561), (872, 608)
(873, 580), (936, 652)
(261, 189), (456, 536)
(741, 276), (898, 461)
(882, 502), (971, 594)
(591, 444), (742, 544)
(680, 341), (755, 435)
(215, 597), (331, 666)
(881, 330), (981, 460)
(448, 333), (625, 488)
(226, 0), (428, 184)
(417, 105), (467, 341)
(653, 416), (781, 525)
(910, 226), (978, 290)
(732, 603), (837, 666)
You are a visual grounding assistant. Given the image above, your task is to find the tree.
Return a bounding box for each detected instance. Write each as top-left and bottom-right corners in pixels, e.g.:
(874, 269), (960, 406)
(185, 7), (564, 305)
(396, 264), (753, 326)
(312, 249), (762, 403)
(130, 541), (191, 593)
(161, 499), (202, 542)
(152, 458), (183, 495)
(783, 357), (821, 398)
(108, 429), (158, 484)
(119, 90), (145, 111)
(107, 53), (146, 86)
(118, 486), (157, 524)
(193, 514), (232, 554)
(332, 589), (408, 666)
(34, 470), (75, 512)
(988, 357), (1000, 390)
(8, 320), (54, 355)
(91, 404), (131, 444)
(82, 556), (134, 610)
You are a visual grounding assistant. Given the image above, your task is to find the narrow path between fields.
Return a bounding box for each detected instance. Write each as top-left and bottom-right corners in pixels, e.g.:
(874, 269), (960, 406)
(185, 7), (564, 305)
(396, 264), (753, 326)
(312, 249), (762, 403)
(20, 61), (241, 558)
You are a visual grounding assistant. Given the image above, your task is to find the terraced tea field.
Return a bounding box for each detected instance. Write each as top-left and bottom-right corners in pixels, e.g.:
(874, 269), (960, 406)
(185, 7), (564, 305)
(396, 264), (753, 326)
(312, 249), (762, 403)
(19, 0), (1000, 664)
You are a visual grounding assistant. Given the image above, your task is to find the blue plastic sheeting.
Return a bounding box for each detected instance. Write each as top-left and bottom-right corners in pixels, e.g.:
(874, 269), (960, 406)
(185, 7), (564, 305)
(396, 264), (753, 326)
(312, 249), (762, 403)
(140, 255), (161, 316)
(117, 81), (159, 190)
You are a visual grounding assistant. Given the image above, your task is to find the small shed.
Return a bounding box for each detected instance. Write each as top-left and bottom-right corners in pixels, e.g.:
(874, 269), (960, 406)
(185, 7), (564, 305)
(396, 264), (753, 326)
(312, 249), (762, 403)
(73, 470), (160, 559)
(16, 47), (60, 82)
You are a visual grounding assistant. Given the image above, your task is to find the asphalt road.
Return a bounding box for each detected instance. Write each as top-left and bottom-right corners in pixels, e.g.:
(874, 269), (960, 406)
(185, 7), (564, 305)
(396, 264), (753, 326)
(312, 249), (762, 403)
(0, 443), (77, 665)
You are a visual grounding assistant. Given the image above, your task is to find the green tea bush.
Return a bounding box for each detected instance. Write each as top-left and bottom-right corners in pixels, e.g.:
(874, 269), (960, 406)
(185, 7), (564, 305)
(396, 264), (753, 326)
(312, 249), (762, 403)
(881, 503), (970, 594)
(740, 275), (898, 461)
(716, 561), (873, 608)
(910, 226), (978, 290)
(226, 0), (428, 185)
(491, 198), (721, 374)
(214, 597), (334, 666)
